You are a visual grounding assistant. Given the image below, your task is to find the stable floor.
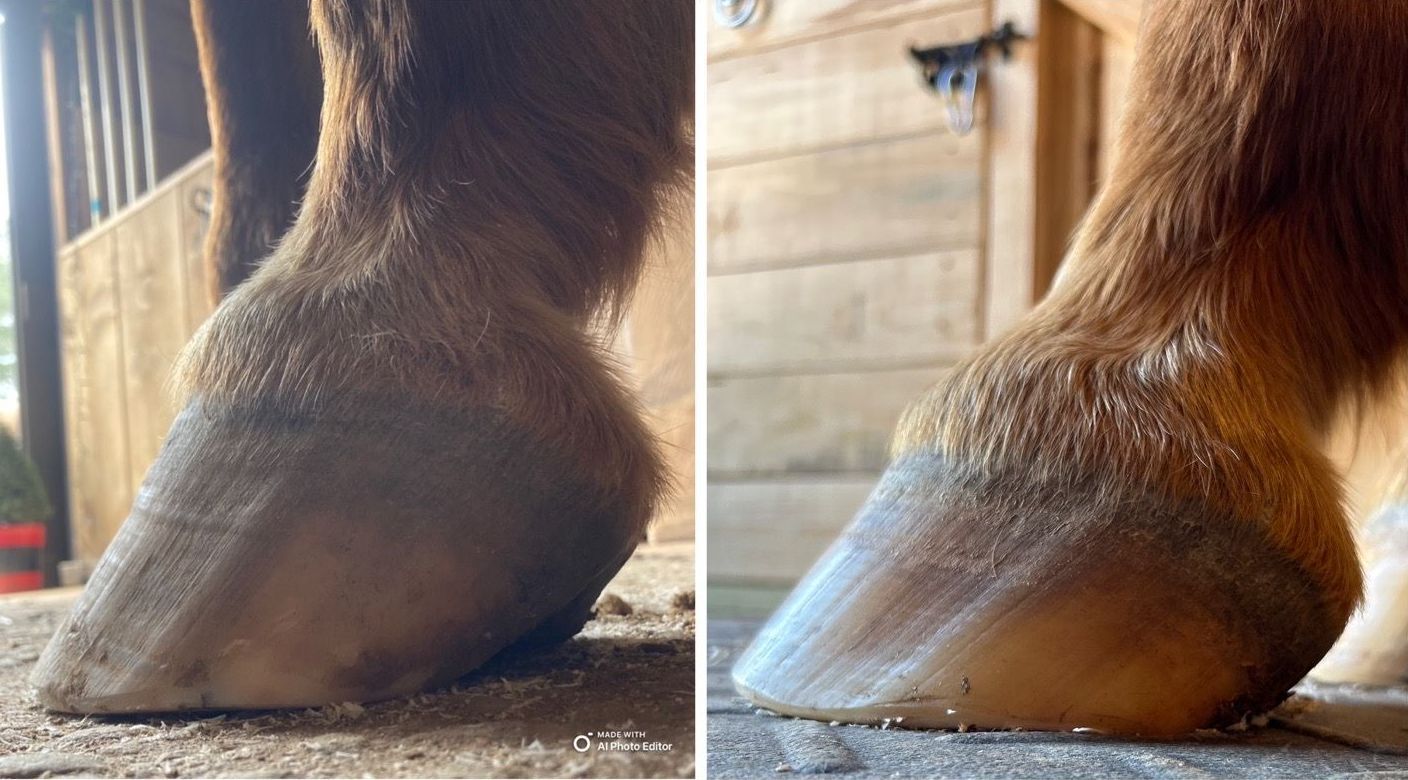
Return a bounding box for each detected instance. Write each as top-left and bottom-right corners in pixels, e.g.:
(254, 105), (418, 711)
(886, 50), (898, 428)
(0, 542), (695, 779)
(708, 619), (1408, 779)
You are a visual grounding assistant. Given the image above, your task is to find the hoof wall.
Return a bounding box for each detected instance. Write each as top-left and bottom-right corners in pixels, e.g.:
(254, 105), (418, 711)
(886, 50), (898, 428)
(733, 452), (1341, 735)
(32, 399), (637, 713)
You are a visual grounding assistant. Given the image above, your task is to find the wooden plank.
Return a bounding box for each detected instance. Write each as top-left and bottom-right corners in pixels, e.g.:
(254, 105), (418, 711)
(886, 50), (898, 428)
(709, 132), (980, 274)
(708, 368), (946, 476)
(63, 233), (133, 562)
(707, 0), (976, 60)
(1057, 0), (1142, 47)
(985, 0), (1104, 336)
(983, 0), (1040, 338)
(62, 149), (210, 252)
(114, 187), (186, 494)
(707, 478), (877, 583)
(177, 160), (215, 332)
(1032, 0), (1102, 295)
(1097, 33), (1135, 184)
(54, 248), (89, 560)
(708, 250), (979, 376)
(708, 8), (987, 164)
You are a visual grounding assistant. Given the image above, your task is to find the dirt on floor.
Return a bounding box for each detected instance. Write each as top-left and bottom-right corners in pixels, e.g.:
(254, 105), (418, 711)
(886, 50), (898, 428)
(0, 542), (695, 779)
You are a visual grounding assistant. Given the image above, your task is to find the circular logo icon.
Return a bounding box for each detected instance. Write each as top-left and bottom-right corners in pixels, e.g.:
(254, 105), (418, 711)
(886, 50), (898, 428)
(572, 735), (592, 753)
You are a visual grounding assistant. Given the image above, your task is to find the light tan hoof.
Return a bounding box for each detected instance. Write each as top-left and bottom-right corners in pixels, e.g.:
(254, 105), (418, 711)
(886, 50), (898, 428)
(1312, 508), (1408, 687)
(31, 398), (638, 714)
(733, 452), (1342, 736)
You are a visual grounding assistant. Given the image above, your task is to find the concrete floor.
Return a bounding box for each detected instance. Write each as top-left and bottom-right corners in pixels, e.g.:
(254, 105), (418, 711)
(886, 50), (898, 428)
(708, 619), (1408, 779)
(0, 543), (695, 779)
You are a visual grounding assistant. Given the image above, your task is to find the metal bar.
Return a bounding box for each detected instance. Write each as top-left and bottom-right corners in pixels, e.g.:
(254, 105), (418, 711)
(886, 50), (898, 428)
(91, 0), (123, 212)
(112, 0), (139, 201)
(73, 14), (104, 224)
(131, 0), (156, 190)
(39, 22), (70, 243)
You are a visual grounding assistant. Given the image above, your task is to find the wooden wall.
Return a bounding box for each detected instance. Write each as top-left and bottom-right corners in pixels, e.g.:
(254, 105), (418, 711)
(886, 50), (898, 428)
(57, 154), (214, 563)
(707, 0), (992, 611)
(707, 0), (1149, 614)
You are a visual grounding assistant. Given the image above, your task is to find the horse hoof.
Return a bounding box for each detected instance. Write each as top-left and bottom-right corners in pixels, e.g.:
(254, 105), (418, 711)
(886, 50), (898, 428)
(30, 398), (638, 714)
(1312, 508), (1408, 687)
(732, 451), (1344, 736)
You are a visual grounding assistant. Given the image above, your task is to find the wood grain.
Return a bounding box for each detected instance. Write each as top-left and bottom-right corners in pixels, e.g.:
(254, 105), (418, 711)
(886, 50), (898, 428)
(708, 0), (977, 60)
(55, 247), (91, 560)
(708, 250), (979, 376)
(1057, 0), (1142, 47)
(983, 0), (1040, 339)
(707, 478), (876, 583)
(1033, 0), (1101, 295)
(708, 8), (986, 165)
(114, 189), (186, 494)
(176, 157), (215, 332)
(56, 155), (214, 562)
(708, 367), (946, 476)
(709, 132), (980, 274)
(63, 233), (133, 562)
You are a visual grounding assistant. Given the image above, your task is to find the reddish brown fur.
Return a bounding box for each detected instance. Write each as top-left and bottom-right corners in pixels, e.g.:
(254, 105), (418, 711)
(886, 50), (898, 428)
(191, 0), (322, 304)
(178, 0), (694, 530)
(896, 0), (1408, 621)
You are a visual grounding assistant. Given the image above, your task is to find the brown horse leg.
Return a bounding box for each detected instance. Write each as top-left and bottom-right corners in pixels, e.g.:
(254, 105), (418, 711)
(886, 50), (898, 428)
(31, 0), (692, 714)
(190, 0), (321, 303)
(735, 0), (1408, 735)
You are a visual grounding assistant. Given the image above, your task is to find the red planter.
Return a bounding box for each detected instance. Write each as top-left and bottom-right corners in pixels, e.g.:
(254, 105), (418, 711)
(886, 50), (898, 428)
(0, 523), (44, 593)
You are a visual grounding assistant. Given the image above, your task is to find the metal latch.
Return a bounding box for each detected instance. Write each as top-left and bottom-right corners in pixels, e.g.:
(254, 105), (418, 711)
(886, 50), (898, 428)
(909, 22), (1027, 136)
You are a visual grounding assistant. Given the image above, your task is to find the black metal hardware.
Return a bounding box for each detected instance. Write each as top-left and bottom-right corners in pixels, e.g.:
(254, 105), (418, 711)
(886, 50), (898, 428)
(909, 22), (1027, 136)
(714, 0), (760, 29)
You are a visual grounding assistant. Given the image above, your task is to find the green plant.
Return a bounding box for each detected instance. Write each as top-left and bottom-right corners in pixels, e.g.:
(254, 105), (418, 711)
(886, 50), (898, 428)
(0, 426), (50, 524)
